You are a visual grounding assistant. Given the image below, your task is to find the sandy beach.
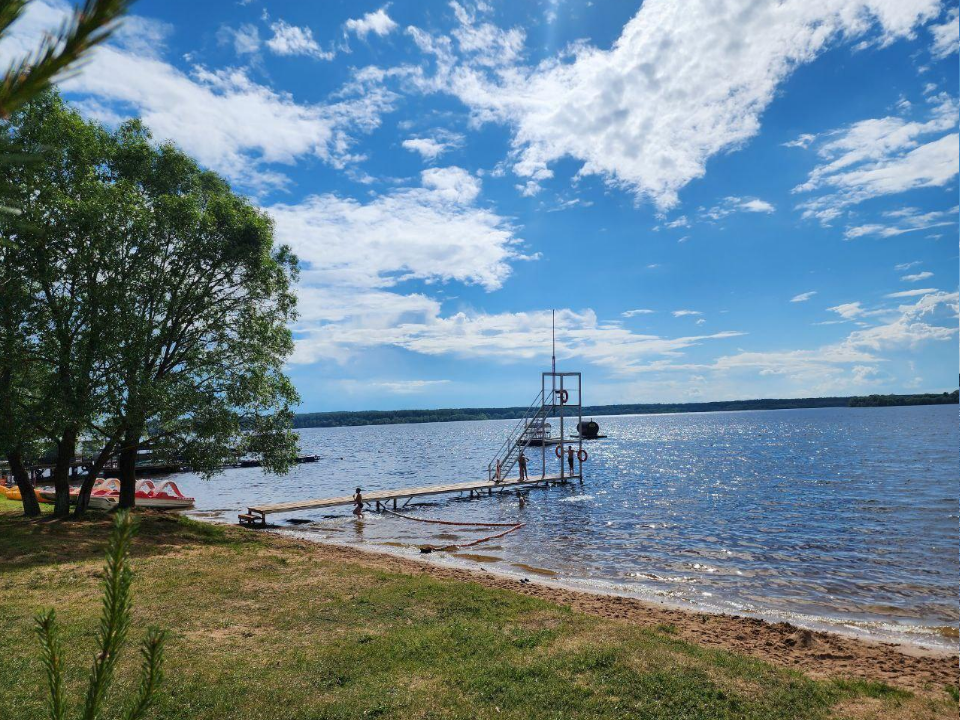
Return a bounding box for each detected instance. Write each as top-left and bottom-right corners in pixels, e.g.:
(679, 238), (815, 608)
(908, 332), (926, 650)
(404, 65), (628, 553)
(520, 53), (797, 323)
(272, 530), (958, 695)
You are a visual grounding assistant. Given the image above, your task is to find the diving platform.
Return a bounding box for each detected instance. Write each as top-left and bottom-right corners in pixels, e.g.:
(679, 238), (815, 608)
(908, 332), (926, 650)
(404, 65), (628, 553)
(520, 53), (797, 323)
(238, 473), (579, 527)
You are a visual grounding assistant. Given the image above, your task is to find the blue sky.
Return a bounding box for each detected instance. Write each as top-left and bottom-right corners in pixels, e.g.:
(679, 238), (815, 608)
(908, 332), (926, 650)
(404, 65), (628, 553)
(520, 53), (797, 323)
(6, 0), (959, 411)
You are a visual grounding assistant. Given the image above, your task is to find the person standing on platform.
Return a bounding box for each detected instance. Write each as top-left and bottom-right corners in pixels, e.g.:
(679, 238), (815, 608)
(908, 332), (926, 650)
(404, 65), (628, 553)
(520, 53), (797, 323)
(567, 445), (575, 475)
(518, 451), (528, 481)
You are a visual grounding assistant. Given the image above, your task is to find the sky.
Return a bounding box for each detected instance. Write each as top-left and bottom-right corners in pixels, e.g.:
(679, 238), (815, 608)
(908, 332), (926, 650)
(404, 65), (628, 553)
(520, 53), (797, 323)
(5, 0), (959, 411)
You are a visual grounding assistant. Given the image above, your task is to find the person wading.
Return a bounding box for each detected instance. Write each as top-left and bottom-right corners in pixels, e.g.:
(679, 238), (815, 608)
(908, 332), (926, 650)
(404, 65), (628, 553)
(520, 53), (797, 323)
(353, 487), (364, 517)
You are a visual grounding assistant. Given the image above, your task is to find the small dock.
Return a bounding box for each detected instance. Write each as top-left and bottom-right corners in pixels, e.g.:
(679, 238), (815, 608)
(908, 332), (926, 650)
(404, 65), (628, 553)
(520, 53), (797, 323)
(238, 473), (579, 526)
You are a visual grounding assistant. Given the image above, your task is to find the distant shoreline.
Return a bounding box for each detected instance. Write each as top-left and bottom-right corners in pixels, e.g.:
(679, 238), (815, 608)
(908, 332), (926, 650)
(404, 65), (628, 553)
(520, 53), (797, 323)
(294, 389), (959, 429)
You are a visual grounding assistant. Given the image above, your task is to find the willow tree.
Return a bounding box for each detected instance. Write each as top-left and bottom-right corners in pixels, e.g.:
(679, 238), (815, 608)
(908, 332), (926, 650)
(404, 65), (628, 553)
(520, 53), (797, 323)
(2, 93), (300, 517)
(1, 93), (133, 517)
(92, 120), (301, 511)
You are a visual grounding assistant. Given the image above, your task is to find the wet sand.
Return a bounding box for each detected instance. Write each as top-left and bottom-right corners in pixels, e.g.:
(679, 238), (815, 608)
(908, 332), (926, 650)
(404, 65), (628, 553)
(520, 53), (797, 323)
(271, 530), (958, 695)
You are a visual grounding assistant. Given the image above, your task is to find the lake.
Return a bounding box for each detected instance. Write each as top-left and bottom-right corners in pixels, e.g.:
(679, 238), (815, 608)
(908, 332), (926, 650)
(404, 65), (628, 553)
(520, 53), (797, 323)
(174, 404), (959, 651)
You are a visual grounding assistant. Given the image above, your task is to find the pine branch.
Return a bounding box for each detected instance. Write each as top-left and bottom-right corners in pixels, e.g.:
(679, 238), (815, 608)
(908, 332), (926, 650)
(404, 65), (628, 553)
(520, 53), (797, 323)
(81, 509), (135, 720)
(123, 628), (166, 720)
(0, 1), (28, 39)
(0, 0), (133, 119)
(34, 609), (67, 720)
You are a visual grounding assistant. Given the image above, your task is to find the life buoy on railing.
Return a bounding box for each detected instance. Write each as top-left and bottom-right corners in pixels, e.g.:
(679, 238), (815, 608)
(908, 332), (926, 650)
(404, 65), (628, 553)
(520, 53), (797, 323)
(577, 449), (588, 462)
(558, 389), (569, 405)
(555, 444), (563, 459)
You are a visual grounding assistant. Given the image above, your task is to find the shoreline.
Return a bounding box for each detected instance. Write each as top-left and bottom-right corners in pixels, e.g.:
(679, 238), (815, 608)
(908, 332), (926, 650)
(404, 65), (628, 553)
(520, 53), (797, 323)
(254, 524), (958, 693)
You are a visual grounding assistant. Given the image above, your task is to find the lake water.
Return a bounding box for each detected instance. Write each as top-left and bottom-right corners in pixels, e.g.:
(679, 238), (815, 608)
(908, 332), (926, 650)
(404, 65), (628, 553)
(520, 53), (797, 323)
(174, 405), (959, 652)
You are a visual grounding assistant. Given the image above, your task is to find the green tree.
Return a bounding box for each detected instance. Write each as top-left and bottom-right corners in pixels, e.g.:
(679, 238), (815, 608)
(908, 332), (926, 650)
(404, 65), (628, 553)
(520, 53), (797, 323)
(0, 93), (130, 517)
(89, 120), (300, 510)
(1, 93), (300, 516)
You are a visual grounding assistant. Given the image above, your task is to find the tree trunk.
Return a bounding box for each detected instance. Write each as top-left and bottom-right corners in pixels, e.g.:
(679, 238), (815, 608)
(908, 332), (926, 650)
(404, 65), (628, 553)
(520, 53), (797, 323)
(52, 430), (76, 518)
(118, 428), (141, 510)
(8, 449), (40, 517)
(74, 439), (116, 518)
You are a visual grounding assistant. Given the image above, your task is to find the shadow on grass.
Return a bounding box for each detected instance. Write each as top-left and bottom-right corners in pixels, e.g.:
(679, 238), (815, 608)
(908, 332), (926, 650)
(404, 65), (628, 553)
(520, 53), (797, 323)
(0, 508), (253, 572)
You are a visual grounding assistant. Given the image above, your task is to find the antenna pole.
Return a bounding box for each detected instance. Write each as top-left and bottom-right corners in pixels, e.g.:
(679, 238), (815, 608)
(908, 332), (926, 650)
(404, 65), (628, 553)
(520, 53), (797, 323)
(551, 309), (556, 374)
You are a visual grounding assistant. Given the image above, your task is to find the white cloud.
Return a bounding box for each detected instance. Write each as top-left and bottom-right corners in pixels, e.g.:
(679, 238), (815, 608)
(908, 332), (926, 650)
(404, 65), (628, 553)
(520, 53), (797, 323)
(797, 95), (959, 223)
(708, 291), (958, 384)
(2, 2), (399, 192)
(622, 309), (655, 317)
(672, 310), (702, 317)
(783, 133), (816, 149)
(901, 271), (933, 282)
(266, 19), (335, 60)
(218, 23), (260, 56)
(828, 302), (865, 319)
(929, 7), (959, 59)
(407, 0), (941, 208)
(346, 7), (398, 39)
(895, 260), (922, 270)
(269, 167), (519, 292)
(703, 196), (776, 220)
(791, 291), (817, 302)
(885, 287), (939, 298)
(664, 216), (690, 229)
(401, 130), (465, 160)
(844, 205), (958, 239)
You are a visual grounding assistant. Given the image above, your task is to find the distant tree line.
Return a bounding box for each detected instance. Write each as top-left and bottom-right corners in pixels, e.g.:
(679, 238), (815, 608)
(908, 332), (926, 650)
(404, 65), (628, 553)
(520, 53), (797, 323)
(294, 391), (959, 429)
(848, 390), (958, 407)
(1, 93), (299, 518)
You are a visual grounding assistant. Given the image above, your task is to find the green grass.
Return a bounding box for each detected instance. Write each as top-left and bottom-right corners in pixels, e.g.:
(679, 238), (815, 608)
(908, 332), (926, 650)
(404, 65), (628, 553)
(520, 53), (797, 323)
(0, 505), (953, 720)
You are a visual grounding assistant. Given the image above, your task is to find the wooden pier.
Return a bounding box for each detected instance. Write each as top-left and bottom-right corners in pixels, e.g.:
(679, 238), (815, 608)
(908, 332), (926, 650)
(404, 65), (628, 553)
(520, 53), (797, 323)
(238, 473), (580, 527)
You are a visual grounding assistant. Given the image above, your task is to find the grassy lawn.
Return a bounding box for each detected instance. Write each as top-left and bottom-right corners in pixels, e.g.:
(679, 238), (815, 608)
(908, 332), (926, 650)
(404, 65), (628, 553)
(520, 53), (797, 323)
(0, 497), (953, 720)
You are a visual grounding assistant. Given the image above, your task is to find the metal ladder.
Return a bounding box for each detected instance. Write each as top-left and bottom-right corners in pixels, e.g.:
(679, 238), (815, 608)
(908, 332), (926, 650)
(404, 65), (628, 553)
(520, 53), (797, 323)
(486, 389), (558, 482)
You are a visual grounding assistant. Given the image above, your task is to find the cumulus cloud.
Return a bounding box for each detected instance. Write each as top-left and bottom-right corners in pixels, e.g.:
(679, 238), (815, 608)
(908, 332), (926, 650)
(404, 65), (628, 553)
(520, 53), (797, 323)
(266, 19), (335, 59)
(269, 167), (520, 291)
(406, 0), (942, 208)
(929, 7), (959, 59)
(346, 7), (398, 39)
(291, 306), (746, 372)
(790, 291), (817, 302)
(401, 129), (465, 161)
(2, 2), (398, 192)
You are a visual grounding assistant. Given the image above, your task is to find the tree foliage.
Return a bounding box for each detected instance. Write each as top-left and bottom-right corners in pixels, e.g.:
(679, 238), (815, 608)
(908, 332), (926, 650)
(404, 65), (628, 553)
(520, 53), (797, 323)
(0, 92), (300, 516)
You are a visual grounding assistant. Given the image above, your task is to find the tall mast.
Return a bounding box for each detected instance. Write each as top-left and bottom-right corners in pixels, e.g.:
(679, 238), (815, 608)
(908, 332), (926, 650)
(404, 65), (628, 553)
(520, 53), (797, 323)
(551, 309), (556, 375)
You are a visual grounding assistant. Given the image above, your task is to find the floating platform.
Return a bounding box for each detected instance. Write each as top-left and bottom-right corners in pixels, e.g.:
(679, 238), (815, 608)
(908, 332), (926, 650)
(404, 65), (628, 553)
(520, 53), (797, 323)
(238, 473), (580, 527)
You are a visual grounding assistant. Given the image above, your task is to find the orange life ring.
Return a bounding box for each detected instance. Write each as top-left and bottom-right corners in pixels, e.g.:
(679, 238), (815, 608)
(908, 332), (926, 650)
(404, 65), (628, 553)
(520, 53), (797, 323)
(577, 449), (588, 462)
(558, 389), (569, 404)
(554, 444), (563, 459)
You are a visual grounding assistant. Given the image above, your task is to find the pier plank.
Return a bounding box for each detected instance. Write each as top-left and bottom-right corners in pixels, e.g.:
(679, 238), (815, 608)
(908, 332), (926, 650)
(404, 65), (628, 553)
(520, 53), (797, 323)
(248, 473), (578, 516)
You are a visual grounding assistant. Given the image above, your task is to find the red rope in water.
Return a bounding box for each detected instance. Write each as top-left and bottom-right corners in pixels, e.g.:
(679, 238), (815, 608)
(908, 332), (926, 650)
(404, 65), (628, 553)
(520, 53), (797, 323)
(382, 508), (524, 551)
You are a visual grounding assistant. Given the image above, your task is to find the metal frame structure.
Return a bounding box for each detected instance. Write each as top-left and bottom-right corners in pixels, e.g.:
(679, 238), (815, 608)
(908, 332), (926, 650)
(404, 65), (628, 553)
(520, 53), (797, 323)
(541, 371), (583, 481)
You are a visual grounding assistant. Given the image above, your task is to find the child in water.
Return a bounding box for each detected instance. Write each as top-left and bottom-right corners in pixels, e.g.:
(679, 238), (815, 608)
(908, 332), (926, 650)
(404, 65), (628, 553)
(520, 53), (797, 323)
(353, 487), (364, 517)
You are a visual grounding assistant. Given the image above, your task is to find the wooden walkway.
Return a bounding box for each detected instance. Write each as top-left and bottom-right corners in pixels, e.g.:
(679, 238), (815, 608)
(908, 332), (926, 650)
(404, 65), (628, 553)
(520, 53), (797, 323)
(238, 473), (580, 526)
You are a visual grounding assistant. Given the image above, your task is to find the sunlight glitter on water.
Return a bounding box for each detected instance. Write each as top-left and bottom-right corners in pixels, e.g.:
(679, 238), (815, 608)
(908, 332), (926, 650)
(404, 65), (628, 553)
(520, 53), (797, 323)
(176, 404), (959, 651)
